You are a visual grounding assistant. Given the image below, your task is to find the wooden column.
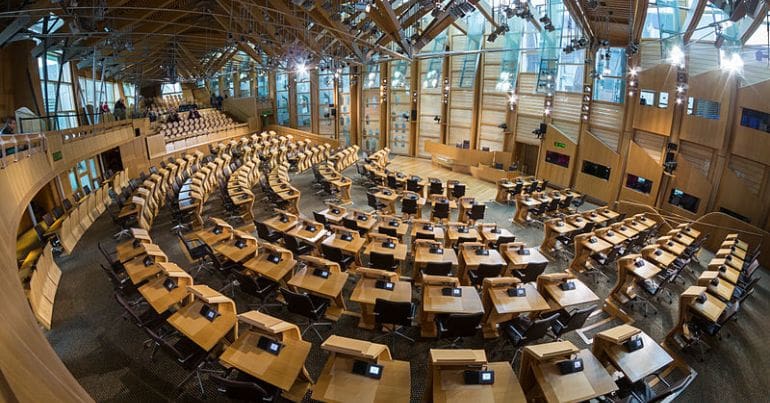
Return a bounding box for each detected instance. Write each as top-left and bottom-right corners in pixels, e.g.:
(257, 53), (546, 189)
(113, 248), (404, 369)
(249, 70), (257, 97)
(350, 66), (361, 147)
(233, 71), (240, 98)
(409, 59), (420, 156)
(470, 52), (483, 150)
(380, 62), (389, 150)
(288, 72), (297, 128)
(310, 69), (319, 134)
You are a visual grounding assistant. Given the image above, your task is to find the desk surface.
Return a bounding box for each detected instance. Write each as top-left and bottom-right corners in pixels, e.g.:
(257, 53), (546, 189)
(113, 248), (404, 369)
(479, 228), (515, 243)
(533, 349), (618, 403)
(690, 292), (727, 323)
(422, 286), (484, 314)
(489, 283), (550, 314)
(411, 224), (446, 240)
(542, 279), (599, 309)
(123, 257), (162, 284)
(433, 362), (526, 403)
(446, 227), (480, 242)
(263, 215), (299, 233)
(242, 253), (296, 282)
(581, 237), (613, 253)
(288, 225), (327, 244)
(363, 241), (408, 261)
(138, 275), (190, 313)
(219, 330), (311, 391)
(414, 245), (459, 265)
(167, 300), (236, 351)
(193, 227), (232, 247)
(503, 247), (549, 268)
(322, 233), (367, 254)
(461, 248), (507, 267)
(598, 231), (627, 246)
(312, 355), (411, 403)
(644, 248), (678, 267)
(214, 239), (256, 263)
(350, 278), (412, 305)
(288, 266), (349, 299)
(602, 332), (673, 383)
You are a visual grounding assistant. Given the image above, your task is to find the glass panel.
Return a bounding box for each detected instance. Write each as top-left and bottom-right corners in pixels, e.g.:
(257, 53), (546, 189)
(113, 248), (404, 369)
(389, 60), (411, 155)
(295, 71), (311, 130)
(257, 72), (269, 99)
(68, 171), (78, 192)
(89, 159), (98, 178)
(239, 72), (250, 97)
(338, 67), (351, 146)
(276, 72), (290, 125)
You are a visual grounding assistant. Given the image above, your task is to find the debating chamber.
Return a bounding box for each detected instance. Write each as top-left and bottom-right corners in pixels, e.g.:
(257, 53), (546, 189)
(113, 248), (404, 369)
(1, 0), (770, 401)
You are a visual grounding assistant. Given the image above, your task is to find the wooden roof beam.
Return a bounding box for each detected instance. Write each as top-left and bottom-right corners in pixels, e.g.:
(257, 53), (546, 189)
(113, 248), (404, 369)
(683, 0), (707, 43)
(741, 1), (770, 44)
(372, 0), (413, 57)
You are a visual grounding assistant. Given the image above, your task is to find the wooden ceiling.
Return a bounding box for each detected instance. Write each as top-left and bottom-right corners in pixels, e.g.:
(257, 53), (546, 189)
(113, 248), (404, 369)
(0, 0), (651, 82)
(565, 0), (649, 46)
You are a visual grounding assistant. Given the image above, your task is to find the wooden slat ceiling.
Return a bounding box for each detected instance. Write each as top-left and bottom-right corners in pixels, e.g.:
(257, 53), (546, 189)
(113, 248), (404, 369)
(565, 0), (649, 46)
(1, 0), (652, 81)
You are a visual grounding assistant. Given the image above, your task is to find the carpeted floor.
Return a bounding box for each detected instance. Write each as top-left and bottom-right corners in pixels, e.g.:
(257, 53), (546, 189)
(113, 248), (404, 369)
(46, 157), (770, 402)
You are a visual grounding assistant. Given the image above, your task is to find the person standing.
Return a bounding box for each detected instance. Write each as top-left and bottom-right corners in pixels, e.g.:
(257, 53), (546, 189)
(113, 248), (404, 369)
(114, 98), (127, 120)
(1, 116), (16, 134)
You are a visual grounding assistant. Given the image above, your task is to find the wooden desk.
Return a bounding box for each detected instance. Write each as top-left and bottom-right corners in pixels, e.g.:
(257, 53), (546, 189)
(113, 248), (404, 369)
(596, 329), (672, 384)
(288, 223), (327, 248)
(421, 285), (484, 337)
(612, 224), (639, 239)
(611, 257), (661, 303)
(243, 251), (296, 283)
(459, 245), (506, 285)
(214, 237), (257, 263)
(446, 225), (480, 247)
(166, 294), (237, 352)
(138, 263), (193, 313)
(346, 212), (377, 232)
(219, 329), (311, 391)
(570, 236), (613, 273)
(597, 229), (627, 246)
(583, 211), (610, 225)
(669, 231), (695, 247)
(433, 362), (526, 402)
(363, 240), (408, 262)
(375, 218), (409, 240)
(514, 195), (541, 224)
(658, 239), (686, 256)
(717, 246), (747, 260)
(411, 222), (446, 241)
(502, 245), (549, 272)
(330, 177), (352, 203)
(598, 208), (620, 222)
(698, 271), (736, 302)
(123, 256), (163, 285)
(193, 226), (233, 247)
(287, 266), (349, 320)
(350, 277), (412, 329)
(531, 349), (617, 402)
(676, 224), (701, 240)
(322, 232), (366, 255)
(541, 221), (577, 255)
(318, 207), (347, 225)
(539, 278), (599, 310)
(312, 355), (411, 403)
(496, 180), (516, 203)
(483, 282), (550, 338)
(372, 187), (399, 213)
(479, 227), (515, 246)
(643, 247), (678, 268)
(689, 291), (726, 323)
(414, 243), (459, 275)
(263, 214), (299, 233)
(116, 239), (152, 262)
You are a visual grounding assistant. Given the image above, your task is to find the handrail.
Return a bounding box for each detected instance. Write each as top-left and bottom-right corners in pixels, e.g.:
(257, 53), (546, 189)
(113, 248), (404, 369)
(0, 133), (48, 169)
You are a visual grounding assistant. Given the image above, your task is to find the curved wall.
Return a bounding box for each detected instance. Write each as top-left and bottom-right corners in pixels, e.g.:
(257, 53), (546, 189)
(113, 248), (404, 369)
(0, 120), (141, 402)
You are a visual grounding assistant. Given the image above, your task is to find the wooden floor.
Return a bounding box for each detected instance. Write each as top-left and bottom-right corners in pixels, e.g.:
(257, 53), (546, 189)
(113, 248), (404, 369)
(387, 156), (499, 202)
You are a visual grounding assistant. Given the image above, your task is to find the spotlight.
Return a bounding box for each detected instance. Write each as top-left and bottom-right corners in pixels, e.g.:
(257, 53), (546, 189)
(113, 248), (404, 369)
(587, 0), (599, 10)
(433, 115), (441, 123)
(539, 15), (551, 24)
(669, 45), (685, 67)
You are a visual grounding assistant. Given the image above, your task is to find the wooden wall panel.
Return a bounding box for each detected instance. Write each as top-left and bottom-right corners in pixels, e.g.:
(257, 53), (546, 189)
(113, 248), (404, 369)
(536, 125), (576, 187)
(661, 157), (713, 218)
(727, 155), (765, 196)
(619, 141), (664, 205)
(517, 73), (543, 116)
(589, 127), (620, 152)
(678, 140), (715, 178)
(731, 79), (770, 164)
(516, 115), (542, 145)
(632, 64), (676, 136)
(715, 167), (767, 225)
(590, 101), (623, 130)
(551, 119), (579, 143)
(574, 129), (621, 203)
(679, 70), (733, 149)
(633, 131), (667, 163)
(551, 92), (582, 123)
(640, 40), (662, 70)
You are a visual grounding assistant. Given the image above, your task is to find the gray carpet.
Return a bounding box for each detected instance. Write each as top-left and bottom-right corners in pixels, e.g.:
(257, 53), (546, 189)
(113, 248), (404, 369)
(46, 163), (770, 402)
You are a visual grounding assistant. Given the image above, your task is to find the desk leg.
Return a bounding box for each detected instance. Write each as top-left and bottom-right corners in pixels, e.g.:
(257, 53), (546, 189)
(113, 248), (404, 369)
(420, 311), (437, 338)
(483, 309), (513, 339)
(358, 303), (376, 330)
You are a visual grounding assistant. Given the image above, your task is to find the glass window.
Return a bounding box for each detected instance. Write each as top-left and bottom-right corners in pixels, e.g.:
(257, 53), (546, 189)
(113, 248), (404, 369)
(276, 72), (290, 125)
(364, 64), (380, 89)
(593, 47), (626, 103)
(740, 107), (770, 132)
(687, 97), (720, 119)
(640, 90), (656, 106)
(295, 71), (311, 130)
(257, 71), (269, 99)
(37, 51), (77, 129)
(657, 92), (669, 108)
(338, 67), (351, 146)
(239, 72), (250, 97)
(669, 188), (700, 213)
(161, 83), (182, 95)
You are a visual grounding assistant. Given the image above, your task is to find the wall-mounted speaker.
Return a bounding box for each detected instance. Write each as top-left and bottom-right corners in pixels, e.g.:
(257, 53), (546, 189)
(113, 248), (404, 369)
(411, 109), (417, 120)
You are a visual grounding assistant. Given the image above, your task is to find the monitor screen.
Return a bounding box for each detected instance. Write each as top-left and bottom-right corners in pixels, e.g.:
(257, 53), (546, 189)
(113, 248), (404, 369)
(668, 188), (700, 213)
(625, 174), (653, 194)
(545, 151), (570, 168)
(581, 160), (611, 180)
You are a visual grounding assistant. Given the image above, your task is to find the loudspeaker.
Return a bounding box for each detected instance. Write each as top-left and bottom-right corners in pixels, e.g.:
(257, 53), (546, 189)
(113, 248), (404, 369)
(330, 108), (337, 116)
(411, 109), (417, 120)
